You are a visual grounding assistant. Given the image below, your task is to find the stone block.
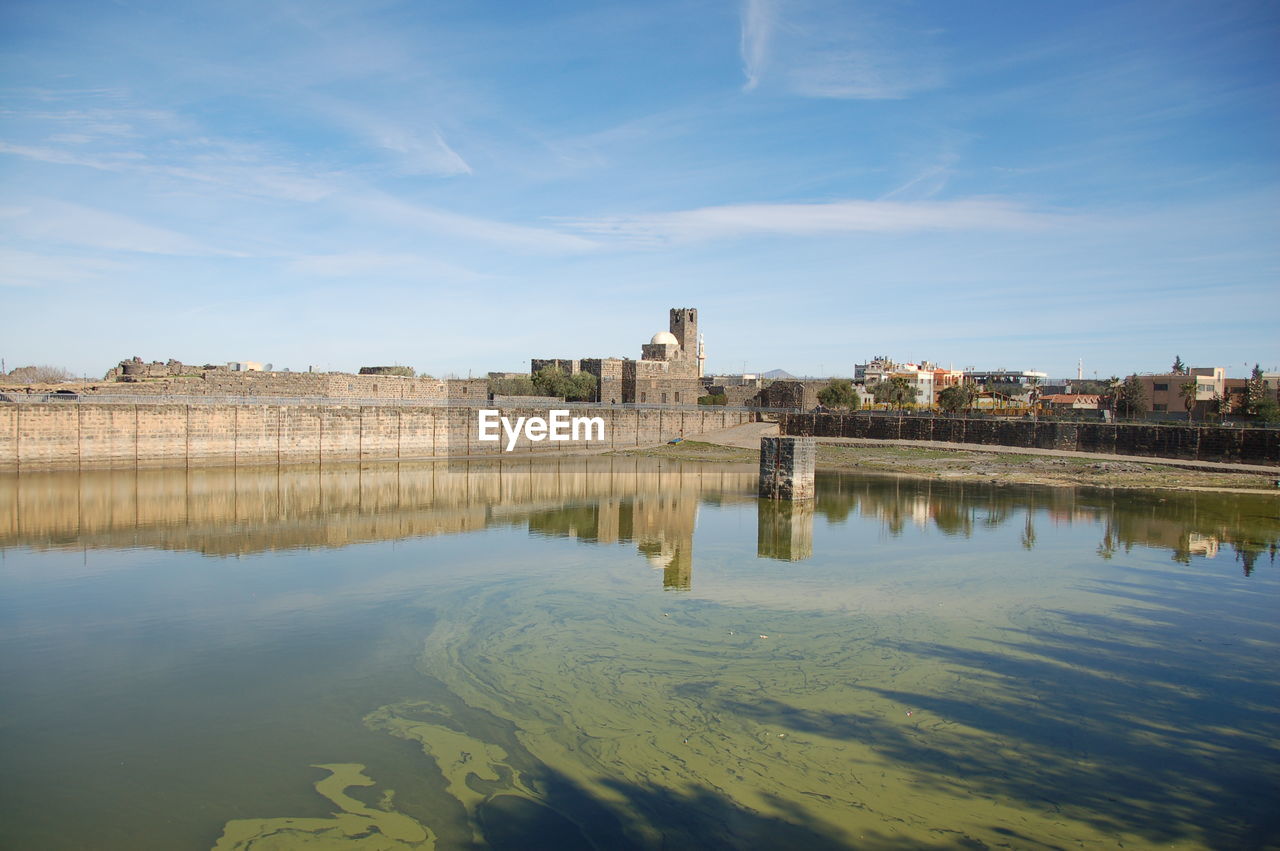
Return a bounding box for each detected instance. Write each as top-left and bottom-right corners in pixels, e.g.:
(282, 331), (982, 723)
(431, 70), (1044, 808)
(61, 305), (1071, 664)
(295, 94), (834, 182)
(759, 436), (815, 500)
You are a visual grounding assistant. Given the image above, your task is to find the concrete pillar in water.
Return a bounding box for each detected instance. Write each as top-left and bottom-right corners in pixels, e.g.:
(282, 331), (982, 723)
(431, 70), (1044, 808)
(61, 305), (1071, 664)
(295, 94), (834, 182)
(757, 499), (814, 561)
(759, 436), (815, 500)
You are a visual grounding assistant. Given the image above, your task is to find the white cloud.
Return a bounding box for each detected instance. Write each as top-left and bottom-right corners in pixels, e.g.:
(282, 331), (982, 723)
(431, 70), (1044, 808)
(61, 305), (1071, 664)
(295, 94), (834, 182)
(370, 124), (472, 177)
(738, 0), (942, 100)
(739, 0), (773, 92)
(2, 201), (239, 256)
(0, 248), (126, 288)
(0, 134), (338, 203)
(310, 97), (474, 177)
(285, 251), (485, 281)
(564, 198), (1057, 245)
(353, 192), (598, 254)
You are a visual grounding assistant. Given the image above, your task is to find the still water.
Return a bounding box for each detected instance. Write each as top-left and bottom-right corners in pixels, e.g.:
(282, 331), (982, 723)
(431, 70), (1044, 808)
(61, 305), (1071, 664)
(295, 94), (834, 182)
(1, 457), (1277, 850)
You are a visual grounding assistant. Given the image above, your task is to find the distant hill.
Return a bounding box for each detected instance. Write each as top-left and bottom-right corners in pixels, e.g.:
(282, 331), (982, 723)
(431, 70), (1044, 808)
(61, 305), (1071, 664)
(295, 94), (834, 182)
(761, 369), (795, 379)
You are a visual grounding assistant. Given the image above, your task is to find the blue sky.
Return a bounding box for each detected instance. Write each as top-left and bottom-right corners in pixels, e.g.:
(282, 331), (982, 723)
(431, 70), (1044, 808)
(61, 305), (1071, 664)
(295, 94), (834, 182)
(2, 0), (1277, 380)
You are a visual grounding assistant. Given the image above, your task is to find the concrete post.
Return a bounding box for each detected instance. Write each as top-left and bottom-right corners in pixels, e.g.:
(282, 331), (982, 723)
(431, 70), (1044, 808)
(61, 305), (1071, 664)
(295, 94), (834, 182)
(759, 436), (815, 500)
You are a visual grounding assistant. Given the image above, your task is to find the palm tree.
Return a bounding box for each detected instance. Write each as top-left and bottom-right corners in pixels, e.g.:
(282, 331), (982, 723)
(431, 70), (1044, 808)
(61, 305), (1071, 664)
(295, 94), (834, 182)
(1179, 378), (1199, 421)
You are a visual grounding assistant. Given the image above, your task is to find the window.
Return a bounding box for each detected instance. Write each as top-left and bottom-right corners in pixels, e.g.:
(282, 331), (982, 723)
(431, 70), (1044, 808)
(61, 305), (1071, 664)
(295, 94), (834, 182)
(674, 392), (681, 403)
(1197, 384), (1212, 393)
(1154, 383), (1168, 391)
(661, 393), (668, 403)
(1153, 403), (1167, 412)
(640, 392), (647, 403)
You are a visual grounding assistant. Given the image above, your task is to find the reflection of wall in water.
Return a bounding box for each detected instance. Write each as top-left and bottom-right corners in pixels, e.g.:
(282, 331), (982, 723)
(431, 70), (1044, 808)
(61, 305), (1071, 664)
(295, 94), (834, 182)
(757, 499), (814, 562)
(0, 458), (756, 559)
(0, 459), (755, 588)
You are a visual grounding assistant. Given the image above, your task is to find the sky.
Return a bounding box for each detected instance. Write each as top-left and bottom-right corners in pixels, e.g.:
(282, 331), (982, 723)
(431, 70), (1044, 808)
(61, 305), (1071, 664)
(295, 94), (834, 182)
(1, 0), (1277, 381)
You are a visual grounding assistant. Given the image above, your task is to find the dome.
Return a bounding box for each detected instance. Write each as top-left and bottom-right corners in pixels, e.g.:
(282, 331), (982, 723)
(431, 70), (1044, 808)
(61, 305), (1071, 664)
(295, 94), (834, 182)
(650, 331), (679, 346)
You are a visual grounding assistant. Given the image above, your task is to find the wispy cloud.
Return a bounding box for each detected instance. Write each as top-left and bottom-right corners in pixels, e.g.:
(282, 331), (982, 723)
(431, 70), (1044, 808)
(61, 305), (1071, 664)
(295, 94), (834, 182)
(353, 192), (598, 253)
(313, 98), (474, 177)
(564, 198), (1056, 245)
(0, 126), (338, 204)
(739, 0), (773, 92)
(1, 201), (240, 256)
(285, 251), (485, 281)
(0, 248), (126, 288)
(737, 0), (942, 99)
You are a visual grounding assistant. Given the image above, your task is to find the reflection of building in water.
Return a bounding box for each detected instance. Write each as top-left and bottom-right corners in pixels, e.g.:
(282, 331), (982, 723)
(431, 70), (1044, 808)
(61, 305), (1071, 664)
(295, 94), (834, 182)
(528, 492), (698, 590)
(1187, 533), (1220, 559)
(628, 494), (696, 590)
(757, 499), (814, 562)
(0, 457), (749, 589)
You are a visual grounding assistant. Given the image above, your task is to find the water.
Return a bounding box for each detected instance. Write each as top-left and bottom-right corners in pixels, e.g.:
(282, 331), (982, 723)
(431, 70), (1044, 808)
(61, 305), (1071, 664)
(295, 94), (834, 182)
(1, 457), (1277, 849)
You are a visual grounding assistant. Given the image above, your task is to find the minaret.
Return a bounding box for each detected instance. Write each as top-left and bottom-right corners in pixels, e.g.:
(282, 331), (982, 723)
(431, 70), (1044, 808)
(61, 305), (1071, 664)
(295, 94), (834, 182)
(669, 308), (698, 357)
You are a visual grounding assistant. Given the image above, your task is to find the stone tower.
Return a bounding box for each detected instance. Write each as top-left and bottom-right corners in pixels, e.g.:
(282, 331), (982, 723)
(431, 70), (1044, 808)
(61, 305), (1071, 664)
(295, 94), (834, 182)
(670, 308), (698, 357)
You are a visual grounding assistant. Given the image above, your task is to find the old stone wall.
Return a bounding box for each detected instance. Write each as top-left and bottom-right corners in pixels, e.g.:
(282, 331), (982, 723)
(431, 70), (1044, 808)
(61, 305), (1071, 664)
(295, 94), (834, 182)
(580, 358), (625, 405)
(755, 380), (833, 410)
(779, 412), (1280, 466)
(80, 371), (491, 403)
(0, 403), (754, 471)
(631, 377), (704, 406)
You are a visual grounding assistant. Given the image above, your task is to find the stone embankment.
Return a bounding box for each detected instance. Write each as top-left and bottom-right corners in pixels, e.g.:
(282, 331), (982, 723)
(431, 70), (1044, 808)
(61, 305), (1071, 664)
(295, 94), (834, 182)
(0, 402), (753, 471)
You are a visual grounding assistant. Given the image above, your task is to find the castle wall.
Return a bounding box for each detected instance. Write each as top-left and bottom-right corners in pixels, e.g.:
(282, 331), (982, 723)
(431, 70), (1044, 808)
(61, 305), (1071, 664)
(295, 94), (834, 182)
(80, 372), (489, 403)
(0, 402), (754, 471)
(580, 358), (624, 405)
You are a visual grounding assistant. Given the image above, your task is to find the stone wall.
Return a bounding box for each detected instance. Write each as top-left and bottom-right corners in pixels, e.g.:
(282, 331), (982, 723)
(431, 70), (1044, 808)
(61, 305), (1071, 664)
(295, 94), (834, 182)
(759, 436), (816, 499)
(0, 403), (754, 471)
(81, 371), (490, 403)
(580, 358), (625, 405)
(755, 380), (836, 410)
(779, 412), (1280, 466)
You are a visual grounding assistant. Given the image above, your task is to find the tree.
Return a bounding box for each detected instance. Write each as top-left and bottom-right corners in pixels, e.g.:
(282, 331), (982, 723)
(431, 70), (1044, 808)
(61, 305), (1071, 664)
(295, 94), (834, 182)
(1025, 376), (1042, 405)
(532, 366), (579, 399)
(489, 375), (538, 396)
(1178, 379), (1199, 421)
(566, 371), (598, 402)
(938, 382), (978, 414)
(530, 367), (598, 402)
(870, 376), (917, 410)
(1209, 392), (1231, 421)
(1113, 375), (1147, 419)
(817, 379), (859, 409)
(697, 393), (728, 406)
(1246, 365), (1279, 422)
(1073, 379), (1111, 394)
(2, 364), (75, 384)
(1171, 355), (1187, 375)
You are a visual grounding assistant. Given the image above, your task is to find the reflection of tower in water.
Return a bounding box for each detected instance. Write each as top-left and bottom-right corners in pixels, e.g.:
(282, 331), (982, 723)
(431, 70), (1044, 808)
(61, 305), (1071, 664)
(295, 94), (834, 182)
(756, 499), (814, 562)
(612, 493), (697, 590)
(537, 491), (700, 590)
